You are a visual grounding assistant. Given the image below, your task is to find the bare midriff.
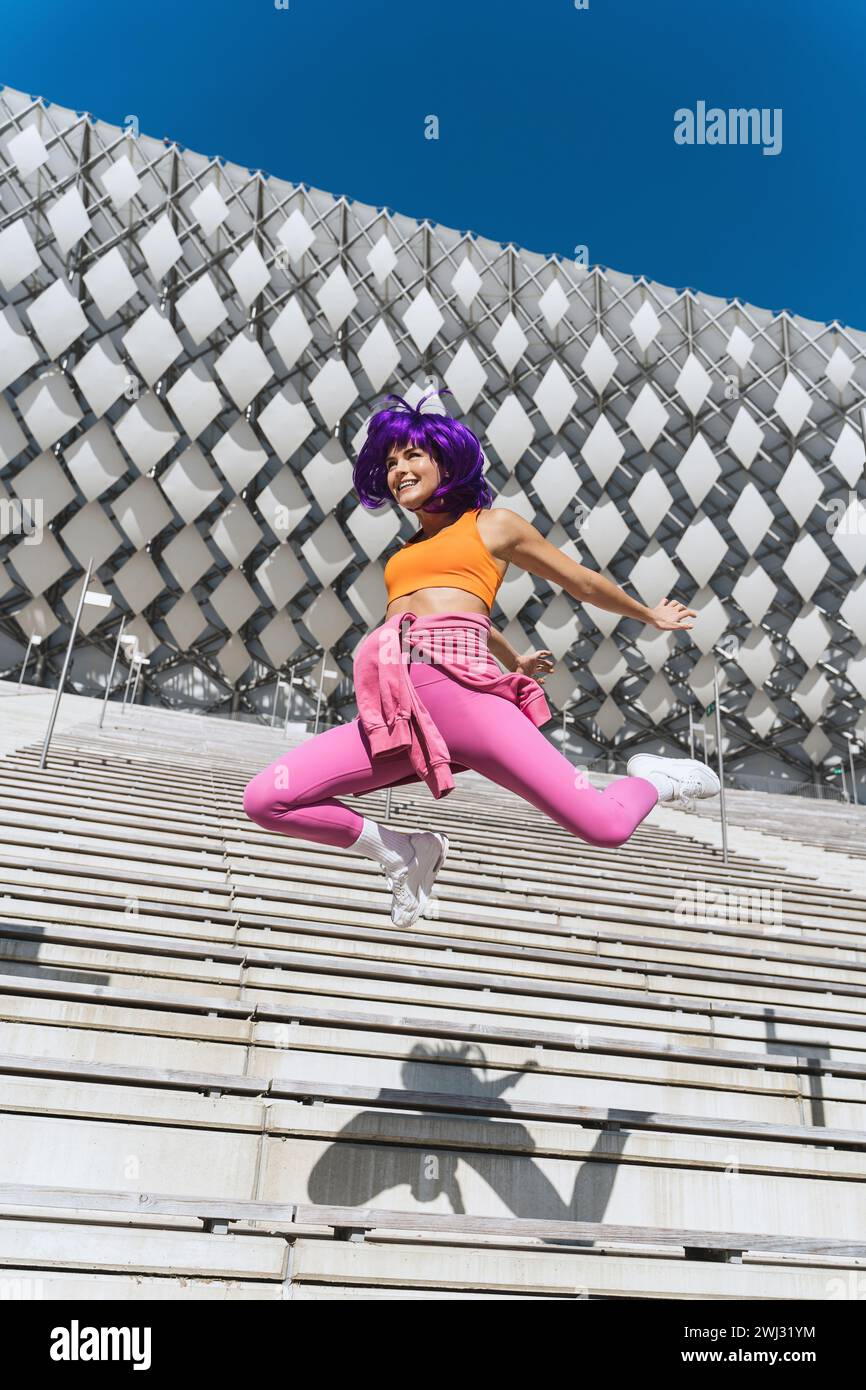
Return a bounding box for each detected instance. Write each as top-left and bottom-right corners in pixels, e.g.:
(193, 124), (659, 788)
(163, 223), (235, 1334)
(385, 586), (491, 619)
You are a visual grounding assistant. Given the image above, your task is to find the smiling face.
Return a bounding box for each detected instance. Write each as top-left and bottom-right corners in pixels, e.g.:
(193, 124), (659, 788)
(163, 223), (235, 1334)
(385, 441), (445, 511)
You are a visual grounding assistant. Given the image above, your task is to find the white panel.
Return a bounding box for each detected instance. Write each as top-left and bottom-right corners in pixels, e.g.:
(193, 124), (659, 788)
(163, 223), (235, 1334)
(160, 445), (223, 523)
(16, 372), (83, 450)
(0, 306), (39, 392)
(26, 280), (88, 359)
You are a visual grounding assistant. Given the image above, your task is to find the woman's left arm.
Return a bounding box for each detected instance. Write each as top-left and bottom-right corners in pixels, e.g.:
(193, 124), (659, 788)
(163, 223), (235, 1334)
(492, 509), (698, 632)
(487, 626), (555, 679)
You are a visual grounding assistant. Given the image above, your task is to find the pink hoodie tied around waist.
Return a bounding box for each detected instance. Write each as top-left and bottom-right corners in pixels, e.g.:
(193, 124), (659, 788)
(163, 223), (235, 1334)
(353, 611), (553, 799)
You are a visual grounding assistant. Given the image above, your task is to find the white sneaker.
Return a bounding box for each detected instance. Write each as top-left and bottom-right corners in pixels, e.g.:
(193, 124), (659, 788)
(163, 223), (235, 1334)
(408, 830), (449, 919)
(627, 753), (721, 809)
(386, 831), (449, 928)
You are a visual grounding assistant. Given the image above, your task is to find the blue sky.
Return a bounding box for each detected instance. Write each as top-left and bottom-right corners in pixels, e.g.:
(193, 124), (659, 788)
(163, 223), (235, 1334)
(3, 0), (862, 328)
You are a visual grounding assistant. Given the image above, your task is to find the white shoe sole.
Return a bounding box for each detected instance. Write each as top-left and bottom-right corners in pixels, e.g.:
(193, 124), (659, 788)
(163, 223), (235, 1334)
(628, 754), (721, 802)
(412, 831), (449, 919)
(390, 831), (449, 928)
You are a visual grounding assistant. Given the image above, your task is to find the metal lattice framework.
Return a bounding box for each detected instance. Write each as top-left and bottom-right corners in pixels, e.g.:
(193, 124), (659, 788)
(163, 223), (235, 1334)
(1, 84), (866, 776)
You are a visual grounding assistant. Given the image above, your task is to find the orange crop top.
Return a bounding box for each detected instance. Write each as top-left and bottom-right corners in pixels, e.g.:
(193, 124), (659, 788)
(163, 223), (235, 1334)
(383, 508), (505, 609)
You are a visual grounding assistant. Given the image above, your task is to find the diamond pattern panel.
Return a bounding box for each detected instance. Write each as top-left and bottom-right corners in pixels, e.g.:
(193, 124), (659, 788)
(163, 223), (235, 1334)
(0, 84), (863, 774)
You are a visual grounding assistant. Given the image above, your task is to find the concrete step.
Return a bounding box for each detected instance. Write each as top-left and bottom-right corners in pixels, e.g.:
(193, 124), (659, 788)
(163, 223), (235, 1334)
(0, 688), (863, 1298)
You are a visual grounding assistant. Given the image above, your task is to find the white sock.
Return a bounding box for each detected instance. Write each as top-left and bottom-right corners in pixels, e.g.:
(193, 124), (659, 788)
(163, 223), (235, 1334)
(643, 770), (676, 802)
(351, 817), (416, 874)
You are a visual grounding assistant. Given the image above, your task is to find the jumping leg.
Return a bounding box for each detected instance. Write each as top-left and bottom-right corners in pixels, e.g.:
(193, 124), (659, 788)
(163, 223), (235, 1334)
(242, 718), (447, 925)
(242, 719), (412, 848)
(412, 668), (660, 849)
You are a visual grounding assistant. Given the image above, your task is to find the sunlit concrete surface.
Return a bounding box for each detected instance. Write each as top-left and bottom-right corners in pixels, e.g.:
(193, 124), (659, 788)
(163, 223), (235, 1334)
(0, 697), (864, 1298)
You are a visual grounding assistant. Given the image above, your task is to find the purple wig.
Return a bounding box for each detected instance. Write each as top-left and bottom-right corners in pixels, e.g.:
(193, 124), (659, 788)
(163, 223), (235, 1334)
(353, 388), (494, 514)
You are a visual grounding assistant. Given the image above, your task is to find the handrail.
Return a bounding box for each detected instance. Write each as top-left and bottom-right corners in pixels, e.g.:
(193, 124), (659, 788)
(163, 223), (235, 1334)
(0, 1053), (864, 1147)
(0, 1182), (863, 1259)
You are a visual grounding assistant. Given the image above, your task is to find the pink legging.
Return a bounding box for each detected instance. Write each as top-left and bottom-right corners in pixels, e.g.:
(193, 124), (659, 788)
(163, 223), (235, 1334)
(243, 662), (660, 851)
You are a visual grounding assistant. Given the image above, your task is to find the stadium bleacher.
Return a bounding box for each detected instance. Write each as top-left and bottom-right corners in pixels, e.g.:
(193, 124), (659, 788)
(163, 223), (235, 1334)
(1, 686), (865, 1299)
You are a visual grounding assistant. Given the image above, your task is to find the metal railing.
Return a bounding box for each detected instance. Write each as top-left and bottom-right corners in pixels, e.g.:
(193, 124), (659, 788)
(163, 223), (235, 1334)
(553, 748), (858, 805)
(723, 772), (851, 802)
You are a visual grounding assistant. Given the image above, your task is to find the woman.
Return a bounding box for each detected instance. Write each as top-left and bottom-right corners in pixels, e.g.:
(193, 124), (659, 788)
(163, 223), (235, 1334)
(243, 391), (720, 927)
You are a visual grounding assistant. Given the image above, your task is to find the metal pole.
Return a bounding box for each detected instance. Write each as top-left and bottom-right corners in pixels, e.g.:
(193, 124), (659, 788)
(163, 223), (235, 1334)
(98, 616), (126, 730)
(313, 651), (326, 736)
(712, 662), (728, 866)
(39, 558), (94, 770)
(121, 657), (136, 713)
(849, 739), (859, 807)
(130, 659), (143, 707)
(384, 786), (393, 820)
(17, 636), (34, 691)
(282, 666), (297, 735)
(688, 706), (694, 760)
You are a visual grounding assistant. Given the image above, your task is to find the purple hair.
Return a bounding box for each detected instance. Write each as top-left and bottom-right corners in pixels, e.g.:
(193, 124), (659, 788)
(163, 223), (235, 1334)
(353, 389), (494, 513)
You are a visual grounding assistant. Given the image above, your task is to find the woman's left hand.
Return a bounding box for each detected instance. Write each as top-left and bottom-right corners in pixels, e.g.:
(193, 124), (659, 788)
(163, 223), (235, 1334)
(516, 648), (555, 680)
(648, 598), (697, 631)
